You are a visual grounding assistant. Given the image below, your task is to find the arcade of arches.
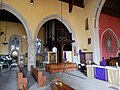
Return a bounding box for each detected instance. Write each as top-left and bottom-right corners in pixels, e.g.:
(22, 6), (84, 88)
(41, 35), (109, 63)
(0, 0), (120, 89)
(0, 0), (120, 70)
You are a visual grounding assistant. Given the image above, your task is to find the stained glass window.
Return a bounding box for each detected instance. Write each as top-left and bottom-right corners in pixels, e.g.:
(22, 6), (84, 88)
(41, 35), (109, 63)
(10, 36), (20, 51)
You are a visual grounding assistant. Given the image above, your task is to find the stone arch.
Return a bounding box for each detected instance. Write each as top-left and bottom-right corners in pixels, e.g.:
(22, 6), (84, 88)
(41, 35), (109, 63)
(101, 28), (119, 47)
(92, 0), (106, 64)
(1, 3), (32, 41)
(34, 14), (78, 63)
(93, 0), (120, 63)
(34, 14), (76, 41)
(93, 0), (106, 28)
(1, 3), (32, 70)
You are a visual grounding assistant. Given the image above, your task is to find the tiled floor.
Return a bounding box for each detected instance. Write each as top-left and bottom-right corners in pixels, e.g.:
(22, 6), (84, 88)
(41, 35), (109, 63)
(0, 68), (120, 90)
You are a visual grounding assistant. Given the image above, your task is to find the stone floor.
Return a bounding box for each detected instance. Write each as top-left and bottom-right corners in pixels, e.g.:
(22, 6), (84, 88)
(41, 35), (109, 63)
(0, 69), (17, 90)
(0, 68), (120, 90)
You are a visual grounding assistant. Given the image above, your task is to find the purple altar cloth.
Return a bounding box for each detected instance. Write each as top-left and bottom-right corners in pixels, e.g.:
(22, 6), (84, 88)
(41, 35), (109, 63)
(64, 51), (67, 61)
(95, 67), (108, 81)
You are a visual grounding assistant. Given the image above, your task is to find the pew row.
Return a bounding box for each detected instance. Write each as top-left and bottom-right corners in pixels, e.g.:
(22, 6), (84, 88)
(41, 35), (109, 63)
(18, 72), (28, 90)
(46, 63), (78, 73)
(31, 65), (46, 87)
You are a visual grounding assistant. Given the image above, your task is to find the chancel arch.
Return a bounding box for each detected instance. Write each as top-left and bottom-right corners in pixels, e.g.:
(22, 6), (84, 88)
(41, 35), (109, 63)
(93, 0), (120, 64)
(93, 0), (106, 64)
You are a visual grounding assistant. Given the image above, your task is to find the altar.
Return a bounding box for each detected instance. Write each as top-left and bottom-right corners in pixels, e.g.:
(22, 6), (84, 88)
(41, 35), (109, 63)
(87, 65), (120, 87)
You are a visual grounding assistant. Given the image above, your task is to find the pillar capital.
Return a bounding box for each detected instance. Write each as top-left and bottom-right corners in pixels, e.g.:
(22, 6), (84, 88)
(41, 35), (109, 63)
(93, 27), (100, 31)
(27, 39), (36, 43)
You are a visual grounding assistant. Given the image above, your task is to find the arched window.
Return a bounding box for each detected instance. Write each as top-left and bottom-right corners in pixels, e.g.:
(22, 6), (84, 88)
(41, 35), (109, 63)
(36, 38), (42, 54)
(9, 35), (21, 52)
(88, 38), (91, 45)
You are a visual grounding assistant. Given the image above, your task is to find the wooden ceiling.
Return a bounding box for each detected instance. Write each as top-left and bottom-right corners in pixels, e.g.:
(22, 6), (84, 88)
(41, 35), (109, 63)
(60, 0), (120, 18)
(101, 0), (120, 18)
(0, 0), (120, 23)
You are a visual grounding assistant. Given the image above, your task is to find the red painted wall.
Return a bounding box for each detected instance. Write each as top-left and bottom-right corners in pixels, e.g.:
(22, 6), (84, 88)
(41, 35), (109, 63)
(99, 13), (120, 59)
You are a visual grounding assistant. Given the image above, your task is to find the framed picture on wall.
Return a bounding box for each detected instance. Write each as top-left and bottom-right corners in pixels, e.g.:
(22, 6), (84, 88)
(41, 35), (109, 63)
(47, 51), (57, 64)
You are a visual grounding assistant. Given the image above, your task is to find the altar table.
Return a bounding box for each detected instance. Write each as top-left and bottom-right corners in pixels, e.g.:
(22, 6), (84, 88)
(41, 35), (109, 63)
(87, 65), (120, 87)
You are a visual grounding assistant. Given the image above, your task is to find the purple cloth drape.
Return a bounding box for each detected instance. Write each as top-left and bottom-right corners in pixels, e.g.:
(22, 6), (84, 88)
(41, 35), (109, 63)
(64, 51), (67, 61)
(79, 49), (82, 60)
(101, 57), (106, 66)
(95, 67), (108, 81)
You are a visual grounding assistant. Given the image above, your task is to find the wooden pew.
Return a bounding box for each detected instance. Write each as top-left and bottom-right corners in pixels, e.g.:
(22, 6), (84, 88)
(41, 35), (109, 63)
(54, 80), (75, 90)
(31, 65), (46, 87)
(46, 63), (78, 74)
(46, 63), (63, 72)
(18, 72), (28, 90)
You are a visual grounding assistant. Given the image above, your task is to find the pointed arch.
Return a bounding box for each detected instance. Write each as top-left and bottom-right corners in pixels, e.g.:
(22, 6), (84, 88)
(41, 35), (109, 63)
(92, 0), (106, 64)
(34, 14), (76, 42)
(100, 28), (120, 56)
(9, 35), (22, 53)
(34, 14), (78, 63)
(1, 3), (32, 41)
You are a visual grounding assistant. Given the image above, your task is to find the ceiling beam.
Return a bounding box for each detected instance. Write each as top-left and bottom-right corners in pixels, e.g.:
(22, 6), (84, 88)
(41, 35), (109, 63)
(59, 0), (84, 13)
(59, 0), (84, 7)
(69, 0), (75, 13)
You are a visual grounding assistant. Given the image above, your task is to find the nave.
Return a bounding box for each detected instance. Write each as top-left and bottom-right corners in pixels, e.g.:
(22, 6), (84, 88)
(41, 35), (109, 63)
(0, 68), (120, 90)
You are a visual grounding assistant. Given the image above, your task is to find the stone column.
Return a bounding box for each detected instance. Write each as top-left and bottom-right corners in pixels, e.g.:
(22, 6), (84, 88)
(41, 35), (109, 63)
(93, 27), (101, 65)
(27, 40), (36, 71)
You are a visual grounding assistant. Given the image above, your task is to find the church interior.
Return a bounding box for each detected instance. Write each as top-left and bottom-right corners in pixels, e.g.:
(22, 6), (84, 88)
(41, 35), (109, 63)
(0, 0), (120, 90)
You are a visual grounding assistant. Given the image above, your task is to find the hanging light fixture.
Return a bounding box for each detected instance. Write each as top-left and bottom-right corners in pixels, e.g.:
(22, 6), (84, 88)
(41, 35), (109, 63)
(60, 1), (63, 23)
(2, 21), (8, 45)
(0, 0), (8, 45)
(0, 0), (4, 36)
